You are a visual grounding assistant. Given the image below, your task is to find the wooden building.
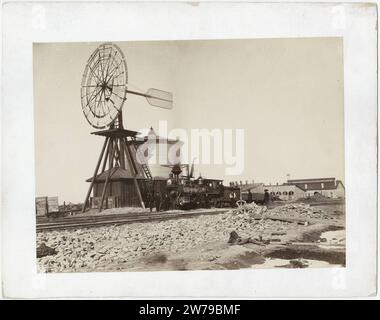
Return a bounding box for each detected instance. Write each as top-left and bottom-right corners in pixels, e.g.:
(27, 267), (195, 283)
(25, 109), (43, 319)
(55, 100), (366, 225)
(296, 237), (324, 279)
(35, 196), (59, 216)
(86, 167), (147, 208)
(84, 126), (181, 210)
(263, 184), (306, 201)
(286, 177), (345, 199)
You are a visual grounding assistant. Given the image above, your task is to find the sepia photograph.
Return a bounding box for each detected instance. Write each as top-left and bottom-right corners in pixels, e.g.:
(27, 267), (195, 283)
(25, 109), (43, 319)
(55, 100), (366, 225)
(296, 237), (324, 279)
(34, 38), (346, 273)
(2, 0), (378, 299)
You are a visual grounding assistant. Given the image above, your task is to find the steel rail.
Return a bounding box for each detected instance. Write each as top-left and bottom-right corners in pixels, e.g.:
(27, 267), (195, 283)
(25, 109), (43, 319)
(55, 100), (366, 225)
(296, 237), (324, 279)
(36, 209), (229, 232)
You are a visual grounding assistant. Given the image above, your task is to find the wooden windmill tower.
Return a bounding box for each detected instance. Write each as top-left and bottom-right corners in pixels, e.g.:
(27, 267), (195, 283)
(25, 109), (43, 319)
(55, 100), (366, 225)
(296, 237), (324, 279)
(80, 43), (173, 212)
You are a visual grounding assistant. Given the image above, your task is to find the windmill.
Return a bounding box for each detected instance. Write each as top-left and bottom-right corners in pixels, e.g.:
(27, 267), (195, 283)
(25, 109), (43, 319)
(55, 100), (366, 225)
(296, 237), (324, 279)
(80, 43), (173, 212)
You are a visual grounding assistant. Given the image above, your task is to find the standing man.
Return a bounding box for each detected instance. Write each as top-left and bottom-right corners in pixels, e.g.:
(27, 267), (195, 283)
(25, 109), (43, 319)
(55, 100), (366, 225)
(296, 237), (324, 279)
(263, 189), (270, 205)
(247, 190), (253, 203)
(162, 193), (170, 211)
(148, 192), (155, 212)
(155, 192), (162, 212)
(229, 191), (237, 207)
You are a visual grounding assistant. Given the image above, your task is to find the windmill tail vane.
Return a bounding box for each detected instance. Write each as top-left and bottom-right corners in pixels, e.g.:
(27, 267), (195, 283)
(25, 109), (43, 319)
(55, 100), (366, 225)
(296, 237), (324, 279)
(126, 88), (173, 109)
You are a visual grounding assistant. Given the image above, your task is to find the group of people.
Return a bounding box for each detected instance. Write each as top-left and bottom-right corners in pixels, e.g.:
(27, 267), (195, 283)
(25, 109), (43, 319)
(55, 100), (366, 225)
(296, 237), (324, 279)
(245, 189), (271, 205)
(145, 191), (172, 212)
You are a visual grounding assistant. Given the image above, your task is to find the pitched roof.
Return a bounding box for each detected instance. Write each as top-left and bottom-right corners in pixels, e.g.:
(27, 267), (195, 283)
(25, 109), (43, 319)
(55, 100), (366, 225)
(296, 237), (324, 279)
(153, 176), (169, 181)
(286, 179), (344, 190)
(240, 183), (264, 192)
(194, 177), (223, 182)
(92, 128), (140, 138)
(264, 184), (306, 192)
(86, 168), (145, 182)
(287, 177), (336, 183)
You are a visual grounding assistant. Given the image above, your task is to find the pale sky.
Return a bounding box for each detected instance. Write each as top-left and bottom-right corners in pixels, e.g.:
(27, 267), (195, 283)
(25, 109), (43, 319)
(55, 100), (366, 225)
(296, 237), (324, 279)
(34, 38), (344, 203)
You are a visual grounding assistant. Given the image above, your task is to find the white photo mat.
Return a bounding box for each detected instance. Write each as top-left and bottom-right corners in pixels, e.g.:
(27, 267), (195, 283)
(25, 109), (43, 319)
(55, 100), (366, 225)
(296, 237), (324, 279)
(1, 1), (377, 298)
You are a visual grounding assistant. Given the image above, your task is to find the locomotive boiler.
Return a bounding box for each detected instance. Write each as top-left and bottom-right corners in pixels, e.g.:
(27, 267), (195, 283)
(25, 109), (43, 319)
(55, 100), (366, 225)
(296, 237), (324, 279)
(150, 163), (241, 210)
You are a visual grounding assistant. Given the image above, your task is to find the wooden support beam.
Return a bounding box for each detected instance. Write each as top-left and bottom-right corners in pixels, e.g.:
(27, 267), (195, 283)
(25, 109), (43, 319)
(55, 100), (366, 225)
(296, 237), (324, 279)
(99, 167), (114, 212)
(99, 138), (116, 212)
(101, 139), (111, 173)
(125, 137), (139, 174)
(82, 137), (109, 213)
(123, 138), (145, 209)
(113, 138), (121, 167)
(119, 138), (125, 169)
(117, 112), (124, 129)
(108, 136), (114, 165)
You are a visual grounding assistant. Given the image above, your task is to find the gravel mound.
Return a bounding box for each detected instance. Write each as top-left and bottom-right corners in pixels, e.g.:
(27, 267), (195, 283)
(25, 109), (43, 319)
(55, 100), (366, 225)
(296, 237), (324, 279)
(267, 204), (332, 220)
(36, 203), (332, 273)
(37, 210), (292, 273)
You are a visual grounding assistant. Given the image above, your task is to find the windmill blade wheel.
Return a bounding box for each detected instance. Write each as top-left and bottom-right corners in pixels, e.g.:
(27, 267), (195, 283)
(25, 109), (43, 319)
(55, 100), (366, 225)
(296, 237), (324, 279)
(80, 43), (128, 129)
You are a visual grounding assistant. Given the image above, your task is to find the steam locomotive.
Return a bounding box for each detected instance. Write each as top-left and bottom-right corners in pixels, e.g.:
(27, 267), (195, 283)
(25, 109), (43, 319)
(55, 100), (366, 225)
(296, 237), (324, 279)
(146, 164), (240, 210)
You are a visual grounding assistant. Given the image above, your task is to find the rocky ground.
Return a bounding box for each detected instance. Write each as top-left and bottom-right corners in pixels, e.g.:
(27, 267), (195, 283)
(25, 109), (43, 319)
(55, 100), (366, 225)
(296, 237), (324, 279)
(36, 202), (345, 273)
(266, 203), (334, 219)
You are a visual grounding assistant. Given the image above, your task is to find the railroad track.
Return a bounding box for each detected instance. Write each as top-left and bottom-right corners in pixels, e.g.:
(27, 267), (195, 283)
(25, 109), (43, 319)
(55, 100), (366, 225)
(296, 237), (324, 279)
(36, 209), (229, 232)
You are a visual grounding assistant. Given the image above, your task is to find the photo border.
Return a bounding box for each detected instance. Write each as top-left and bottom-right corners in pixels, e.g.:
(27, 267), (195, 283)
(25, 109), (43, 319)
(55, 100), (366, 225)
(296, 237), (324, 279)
(1, 1), (377, 298)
